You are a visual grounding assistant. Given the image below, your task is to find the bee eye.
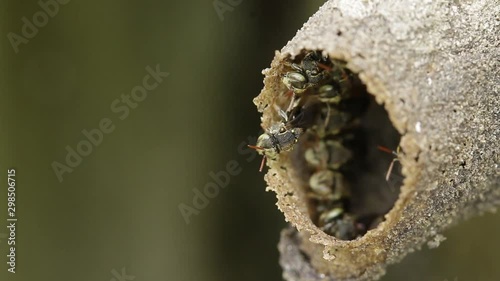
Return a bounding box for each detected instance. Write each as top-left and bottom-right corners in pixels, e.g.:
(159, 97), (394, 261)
(279, 127), (286, 133)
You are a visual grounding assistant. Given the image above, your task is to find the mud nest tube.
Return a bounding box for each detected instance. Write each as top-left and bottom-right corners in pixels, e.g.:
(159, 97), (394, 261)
(252, 0), (499, 280)
(254, 50), (402, 241)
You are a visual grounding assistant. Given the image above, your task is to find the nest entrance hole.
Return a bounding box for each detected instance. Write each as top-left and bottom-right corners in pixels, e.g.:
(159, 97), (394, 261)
(281, 50), (402, 240)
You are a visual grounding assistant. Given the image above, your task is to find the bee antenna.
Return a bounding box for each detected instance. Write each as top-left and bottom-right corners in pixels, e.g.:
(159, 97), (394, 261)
(247, 144), (264, 150)
(247, 145), (267, 172)
(259, 155), (266, 172)
(377, 145), (394, 154)
(317, 62), (332, 71)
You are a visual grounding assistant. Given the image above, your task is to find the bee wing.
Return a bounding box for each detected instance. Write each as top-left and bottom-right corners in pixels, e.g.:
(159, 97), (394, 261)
(287, 94), (322, 129)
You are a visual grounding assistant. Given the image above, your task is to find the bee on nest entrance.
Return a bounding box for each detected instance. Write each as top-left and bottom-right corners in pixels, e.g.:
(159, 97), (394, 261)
(253, 50), (403, 241)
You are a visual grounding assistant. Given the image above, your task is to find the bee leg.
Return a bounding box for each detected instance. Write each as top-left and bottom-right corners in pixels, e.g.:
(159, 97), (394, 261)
(377, 145), (402, 182)
(286, 91), (296, 113)
(324, 103), (331, 129)
(385, 158), (399, 181)
(273, 103), (289, 123)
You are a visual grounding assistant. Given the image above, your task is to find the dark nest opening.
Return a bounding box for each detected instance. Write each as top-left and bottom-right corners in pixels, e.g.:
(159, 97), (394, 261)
(281, 50), (402, 240)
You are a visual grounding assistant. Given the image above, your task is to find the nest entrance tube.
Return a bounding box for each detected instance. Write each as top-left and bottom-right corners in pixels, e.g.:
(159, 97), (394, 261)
(255, 0), (499, 279)
(280, 50), (402, 240)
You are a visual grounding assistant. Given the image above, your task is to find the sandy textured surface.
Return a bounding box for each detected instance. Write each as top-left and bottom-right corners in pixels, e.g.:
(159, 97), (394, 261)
(252, 0), (500, 280)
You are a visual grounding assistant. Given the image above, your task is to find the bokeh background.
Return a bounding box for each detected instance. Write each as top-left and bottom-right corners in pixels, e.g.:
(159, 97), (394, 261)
(1, 1), (499, 281)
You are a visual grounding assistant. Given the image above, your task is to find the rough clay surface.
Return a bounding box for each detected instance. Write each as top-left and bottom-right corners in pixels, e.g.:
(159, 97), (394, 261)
(253, 0), (500, 280)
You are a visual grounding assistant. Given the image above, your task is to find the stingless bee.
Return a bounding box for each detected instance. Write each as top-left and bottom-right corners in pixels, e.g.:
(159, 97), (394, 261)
(319, 207), (361, 240)
(248, 107), (303, 172)
(249, 89), (326, 171)
(282, 51), (333, 94)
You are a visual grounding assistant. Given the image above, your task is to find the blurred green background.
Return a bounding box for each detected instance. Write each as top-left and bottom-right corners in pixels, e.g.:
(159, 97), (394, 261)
(0, 0), (499, 281)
